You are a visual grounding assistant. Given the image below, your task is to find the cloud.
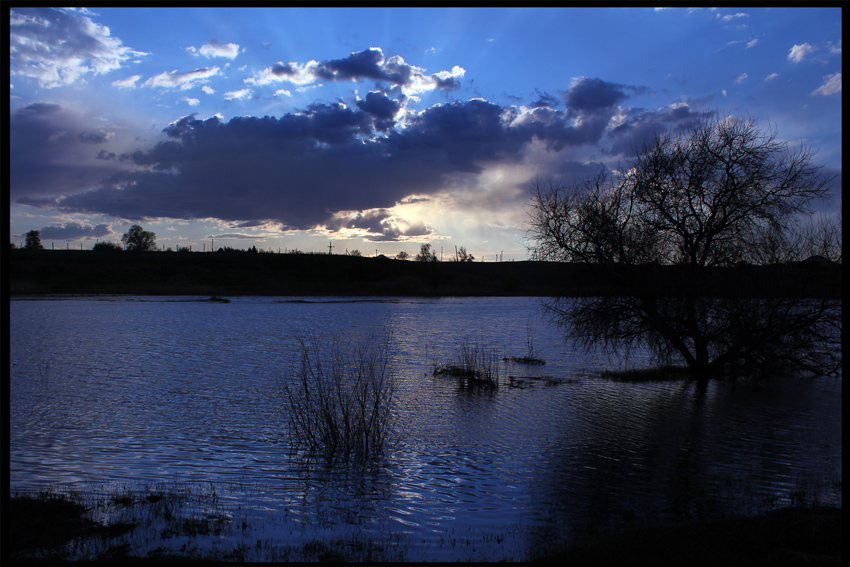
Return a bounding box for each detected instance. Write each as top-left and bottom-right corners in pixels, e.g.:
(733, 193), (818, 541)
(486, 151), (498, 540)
(788, 43), (815, 63)
(13, 76), (707, 235)
(564, 77), (646, 111)
(606, 103), (712, 157)
(198, 40), (241, 59)
(112, 75), (141, 88)
(39, 222), (112, 241)
(812, 73), (841, 96)
(746, 38), (759, 49)
(9, 103), (133, 202)
(224, 88), (252, 101)
(733, 73), (748, 83)
(49, 94), (618, 228)
(325, 209), (432, 241)
(9, 8), (147, 88)
(184, 97), (201, 106)
(144, 67), (221, 90)
(247, 47), (464, 95)
(716, 12), (748, 23)
(765, 73), (780, 82)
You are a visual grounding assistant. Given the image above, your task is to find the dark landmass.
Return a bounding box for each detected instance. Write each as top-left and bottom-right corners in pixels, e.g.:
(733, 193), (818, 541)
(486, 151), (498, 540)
(7, 249), (842, 298)
(534, 506), (846, 564)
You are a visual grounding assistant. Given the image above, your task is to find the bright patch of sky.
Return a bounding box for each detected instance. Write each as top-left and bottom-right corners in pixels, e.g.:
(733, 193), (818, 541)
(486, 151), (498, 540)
(9, 7), (842, 257)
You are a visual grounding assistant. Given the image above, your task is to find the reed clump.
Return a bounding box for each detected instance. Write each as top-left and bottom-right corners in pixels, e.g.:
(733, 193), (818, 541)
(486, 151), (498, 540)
(283, 331), (396, 464)
(433, 337), (501, 389)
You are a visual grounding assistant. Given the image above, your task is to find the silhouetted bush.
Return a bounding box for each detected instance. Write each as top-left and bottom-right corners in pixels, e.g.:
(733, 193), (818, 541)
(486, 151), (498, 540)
(282, 331), (396, 463)
(93, 241), (122, 252)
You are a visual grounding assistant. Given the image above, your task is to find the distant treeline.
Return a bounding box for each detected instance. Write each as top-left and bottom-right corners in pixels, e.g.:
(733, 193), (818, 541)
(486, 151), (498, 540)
(7, 249), (842, 298)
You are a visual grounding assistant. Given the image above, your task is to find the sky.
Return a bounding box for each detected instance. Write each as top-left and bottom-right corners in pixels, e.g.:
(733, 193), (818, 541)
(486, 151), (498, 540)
(8, 7), (843, 259)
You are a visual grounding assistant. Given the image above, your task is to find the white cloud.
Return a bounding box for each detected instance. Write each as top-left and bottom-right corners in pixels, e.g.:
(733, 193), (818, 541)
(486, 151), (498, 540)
(112, 74), (141, 88)
(746, 38), (758, 49)
(184, 97), (201, 106)
(788, 43), (815, 63)
(827, 40), (841, 54)
(202, 85), (215, 95)
(733, 73), (748, 84)
(9, 7), (148, 88)
(224, 88), (252, 101)
(765, 73), (779, 82)
(247, 60), (319, 86)
(717, 12), (748, 23)
(274, 89), (292, 97)
(199, 41), (241, 59)
(812, 72), (841, 96)
(144, 67), (220, 90)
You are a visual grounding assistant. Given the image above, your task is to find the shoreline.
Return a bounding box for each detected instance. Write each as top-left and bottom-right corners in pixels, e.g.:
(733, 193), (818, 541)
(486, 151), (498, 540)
(7, 485), (844, 563)
(9, 250), (842, 298)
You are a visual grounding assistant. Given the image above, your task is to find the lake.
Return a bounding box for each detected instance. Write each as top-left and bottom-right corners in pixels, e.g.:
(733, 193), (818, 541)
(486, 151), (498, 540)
(8, 296), (843, 561)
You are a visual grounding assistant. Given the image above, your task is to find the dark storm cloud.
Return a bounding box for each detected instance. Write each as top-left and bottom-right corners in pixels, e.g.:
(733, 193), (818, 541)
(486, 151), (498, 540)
(565, 77), (649, 111)
(39, 222), (112, 240)
(9, 103), (129, 201)
(606, 104), (713, 156)
(318, 48), (391, 82)
(356, 91), (401, 130)
(15, 78), (699, 231)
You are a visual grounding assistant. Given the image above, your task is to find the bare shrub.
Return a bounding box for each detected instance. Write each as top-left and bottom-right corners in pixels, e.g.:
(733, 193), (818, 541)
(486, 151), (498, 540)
(282, 331), (396, 463)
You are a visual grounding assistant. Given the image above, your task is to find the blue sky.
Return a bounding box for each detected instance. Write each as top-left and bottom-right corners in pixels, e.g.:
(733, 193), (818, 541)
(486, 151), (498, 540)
(9, 7), (842, 258)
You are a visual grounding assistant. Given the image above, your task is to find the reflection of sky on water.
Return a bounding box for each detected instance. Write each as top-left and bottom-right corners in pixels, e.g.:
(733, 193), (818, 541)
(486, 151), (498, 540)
(9, 297), (842, 561)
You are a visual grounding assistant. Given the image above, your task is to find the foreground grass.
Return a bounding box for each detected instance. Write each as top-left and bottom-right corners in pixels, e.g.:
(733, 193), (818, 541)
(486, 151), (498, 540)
(8, 486), (843, 563)
(534, 506), (845, 564)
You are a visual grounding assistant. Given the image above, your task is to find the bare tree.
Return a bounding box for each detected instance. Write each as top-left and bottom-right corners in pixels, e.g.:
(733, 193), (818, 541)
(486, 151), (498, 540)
(527, 115), (840, 379)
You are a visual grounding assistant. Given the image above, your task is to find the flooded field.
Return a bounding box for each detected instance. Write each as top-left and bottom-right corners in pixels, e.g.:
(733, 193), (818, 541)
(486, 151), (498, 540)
(9, 296), (843, 561)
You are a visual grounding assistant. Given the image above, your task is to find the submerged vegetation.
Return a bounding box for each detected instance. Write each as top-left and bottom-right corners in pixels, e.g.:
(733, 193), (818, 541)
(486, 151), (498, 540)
(7, 484), (410, 562)
(433, 337), (503, 389)
(8, 481), (841, 563)
(281, 331), (396, 464)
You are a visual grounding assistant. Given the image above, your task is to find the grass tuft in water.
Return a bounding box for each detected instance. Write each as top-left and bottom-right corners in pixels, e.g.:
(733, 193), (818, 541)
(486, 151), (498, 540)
(433, 337), (501, 389)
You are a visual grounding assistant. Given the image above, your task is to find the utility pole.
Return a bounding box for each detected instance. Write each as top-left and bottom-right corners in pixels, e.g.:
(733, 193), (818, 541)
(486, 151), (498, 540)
(328, 241), (334, 255)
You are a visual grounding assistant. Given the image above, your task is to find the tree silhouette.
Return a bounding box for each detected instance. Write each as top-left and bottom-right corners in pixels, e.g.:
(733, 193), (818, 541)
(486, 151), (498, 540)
(415, 243), (438, 262)
(24, 230), (43, 250)
(93, 241), (122, 252)
(121, 224), (157, 252)
(527, 115), (840, 378)
(454, 246), (475, 262)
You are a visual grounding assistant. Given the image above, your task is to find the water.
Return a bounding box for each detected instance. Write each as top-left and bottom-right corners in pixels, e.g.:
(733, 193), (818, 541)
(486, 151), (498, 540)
(8, 296), (843, 561)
